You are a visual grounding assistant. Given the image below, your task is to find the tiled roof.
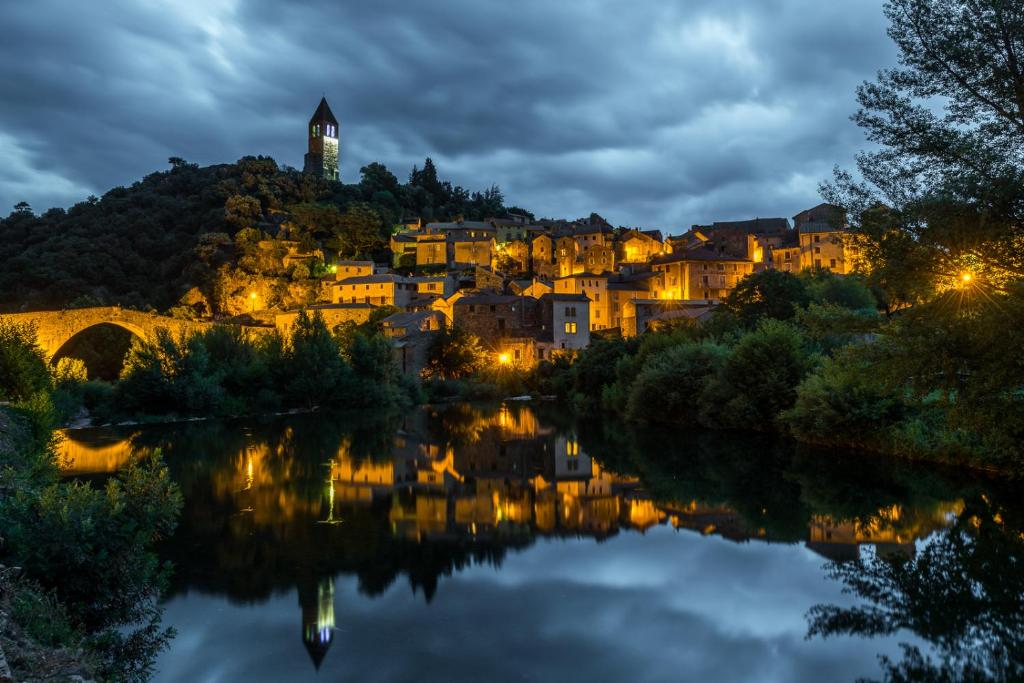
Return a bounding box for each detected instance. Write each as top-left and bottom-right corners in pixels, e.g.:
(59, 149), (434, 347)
(454, 293), (524, 306)
(695, 217), (790, 234)
(540, 293), (591, 302)
(336, 274), (409, 285)
(652, 249), (752, 265)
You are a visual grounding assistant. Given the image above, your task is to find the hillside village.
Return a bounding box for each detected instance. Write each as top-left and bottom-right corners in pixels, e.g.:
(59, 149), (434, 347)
(247, 97), (867, 377)
(276, 200), (859, 376)
(249, 98), (864, 376)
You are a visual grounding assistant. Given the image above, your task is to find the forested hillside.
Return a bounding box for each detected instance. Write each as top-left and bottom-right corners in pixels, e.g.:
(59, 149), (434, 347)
(0, 156), (518, 314)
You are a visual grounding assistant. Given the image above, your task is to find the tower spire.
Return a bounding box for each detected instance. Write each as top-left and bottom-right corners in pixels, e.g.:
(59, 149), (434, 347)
(303, 97), (340, 181)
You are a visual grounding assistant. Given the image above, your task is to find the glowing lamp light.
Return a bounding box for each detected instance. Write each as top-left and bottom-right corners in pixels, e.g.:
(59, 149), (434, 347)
(498, 352), (511, 364)
(960, 272), (973, 284)
(249, 291), (257, 299)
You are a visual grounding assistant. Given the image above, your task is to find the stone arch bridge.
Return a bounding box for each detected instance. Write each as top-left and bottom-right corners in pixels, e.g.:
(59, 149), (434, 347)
(1, 306), (259, 361)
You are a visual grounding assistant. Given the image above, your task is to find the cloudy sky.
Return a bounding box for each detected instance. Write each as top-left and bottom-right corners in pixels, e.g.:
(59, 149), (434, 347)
(0, 0), (896, 230)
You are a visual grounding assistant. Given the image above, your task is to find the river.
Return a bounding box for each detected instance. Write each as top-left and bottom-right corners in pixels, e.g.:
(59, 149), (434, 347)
(58, 402), (1022, 682)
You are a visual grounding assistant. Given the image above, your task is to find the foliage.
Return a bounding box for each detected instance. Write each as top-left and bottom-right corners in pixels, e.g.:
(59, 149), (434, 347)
(781, 345), (907, 451)
(625, 341), (729, 424)
(52, 357), (87, 387)
(700, 319), (818, 431)
(0, 319), (51, 401)
(0, 155), (517, 313)
(824, 0), (1024, 302)
(722, 269), (811, 324)
(423, 325), (487, 381)
(114, 311), (413, 419)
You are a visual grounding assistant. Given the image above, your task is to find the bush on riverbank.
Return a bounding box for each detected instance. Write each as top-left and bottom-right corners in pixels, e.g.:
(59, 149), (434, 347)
(540, 269), (1024, 472)
(104, 310), (419, 420)
(0, 322), (184, 680)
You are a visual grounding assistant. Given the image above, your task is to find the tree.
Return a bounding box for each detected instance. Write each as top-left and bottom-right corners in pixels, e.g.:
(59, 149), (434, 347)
(0, 319), (51, 402)
(284, 311), (352, 406)
(331, 202), (385, 258)
(224, 194), (263, 231)
(825, 0), (1024, 293)
(423, 325), (486, 380)
(722, 269), (811, 324)
(700, 319), (818, 431)
(625, 341), (729, 424)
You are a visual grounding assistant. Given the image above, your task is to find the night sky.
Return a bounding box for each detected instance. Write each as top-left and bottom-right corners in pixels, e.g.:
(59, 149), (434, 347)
(0, 0), (896, 230)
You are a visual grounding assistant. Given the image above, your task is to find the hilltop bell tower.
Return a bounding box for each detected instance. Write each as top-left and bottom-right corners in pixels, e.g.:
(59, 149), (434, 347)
(303, 97), (340, 181)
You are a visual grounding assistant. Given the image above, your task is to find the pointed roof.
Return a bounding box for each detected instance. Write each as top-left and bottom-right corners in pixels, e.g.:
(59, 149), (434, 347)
(309, 97), (339, 127)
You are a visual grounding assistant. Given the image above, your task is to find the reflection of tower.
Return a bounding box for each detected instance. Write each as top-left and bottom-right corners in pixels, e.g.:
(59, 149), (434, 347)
(299, 576), (336, 670)
(318, 473), (343, 525)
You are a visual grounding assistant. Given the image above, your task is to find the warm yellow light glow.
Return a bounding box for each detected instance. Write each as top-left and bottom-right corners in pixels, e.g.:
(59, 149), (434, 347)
(249, 291), (257, 299)
(498, 353), (510, 364)
(960, 272), (973, 284)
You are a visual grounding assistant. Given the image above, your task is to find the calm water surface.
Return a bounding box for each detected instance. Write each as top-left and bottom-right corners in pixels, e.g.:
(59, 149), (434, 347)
(60, 403), (1022, 682)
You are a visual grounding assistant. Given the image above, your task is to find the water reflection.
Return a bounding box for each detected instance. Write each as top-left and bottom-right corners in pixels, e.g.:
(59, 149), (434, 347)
(57, 404), (1022, 681)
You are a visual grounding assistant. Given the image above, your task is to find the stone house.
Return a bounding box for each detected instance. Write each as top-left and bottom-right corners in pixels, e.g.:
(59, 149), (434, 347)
(381, 310), (445, 377)
(538, 293), (591, 353)
(793, 204), (860, 273)
(452, 294), (539, 347)
(530, 234), (556, 278)
(332, 274), (416, 306)
(651, 249), (753, 301)
(554, 272), (611, 331)
(618, 229), (664, 263)
(333, 260), (374, 279)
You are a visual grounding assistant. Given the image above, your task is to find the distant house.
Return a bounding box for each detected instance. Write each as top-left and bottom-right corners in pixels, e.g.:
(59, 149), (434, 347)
(554, 272), (611, 331)
(651, 249), (754, 302)
(538, 293), (591, 353)
(381, 310), (445, 377)
(452, 294), (538, 345)
(333, 260), (374, 279)
(618, 229), (664, 263)
(332, 274), (416, 307)
(621, 300), (715, 337)
(792, 203), (861, 274)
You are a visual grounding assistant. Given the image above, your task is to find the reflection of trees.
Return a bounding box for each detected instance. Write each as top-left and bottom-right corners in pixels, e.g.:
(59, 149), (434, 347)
(807, 493), (1024, 682)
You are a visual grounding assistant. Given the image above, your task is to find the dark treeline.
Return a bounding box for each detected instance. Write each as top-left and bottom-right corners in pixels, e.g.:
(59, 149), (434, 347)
(0, 155), (521, 313)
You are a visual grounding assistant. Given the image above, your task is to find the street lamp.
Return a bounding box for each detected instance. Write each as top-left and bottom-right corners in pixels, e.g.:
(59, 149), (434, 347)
(249, 291), (257, 312)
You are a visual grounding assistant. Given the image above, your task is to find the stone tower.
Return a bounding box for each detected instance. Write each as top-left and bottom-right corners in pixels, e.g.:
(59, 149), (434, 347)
(303, 97), (340, 181)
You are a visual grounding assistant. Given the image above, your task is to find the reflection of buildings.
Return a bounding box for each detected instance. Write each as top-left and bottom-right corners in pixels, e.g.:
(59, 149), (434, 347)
(59, 405), (971, 677)
(805, 502), (965, 562)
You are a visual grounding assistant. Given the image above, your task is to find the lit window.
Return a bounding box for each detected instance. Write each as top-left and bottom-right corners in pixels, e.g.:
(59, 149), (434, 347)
(564, 322), (577, 334)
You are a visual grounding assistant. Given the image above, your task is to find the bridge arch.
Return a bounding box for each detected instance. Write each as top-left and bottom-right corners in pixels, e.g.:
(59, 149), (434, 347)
(1, 307), (211, 362)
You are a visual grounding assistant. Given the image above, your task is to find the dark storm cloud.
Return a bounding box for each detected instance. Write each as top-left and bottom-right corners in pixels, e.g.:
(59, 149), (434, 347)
(0, 0), (895, 230)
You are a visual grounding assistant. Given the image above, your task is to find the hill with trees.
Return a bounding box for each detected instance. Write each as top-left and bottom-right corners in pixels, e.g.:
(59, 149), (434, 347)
(0, 156), (521, 315)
